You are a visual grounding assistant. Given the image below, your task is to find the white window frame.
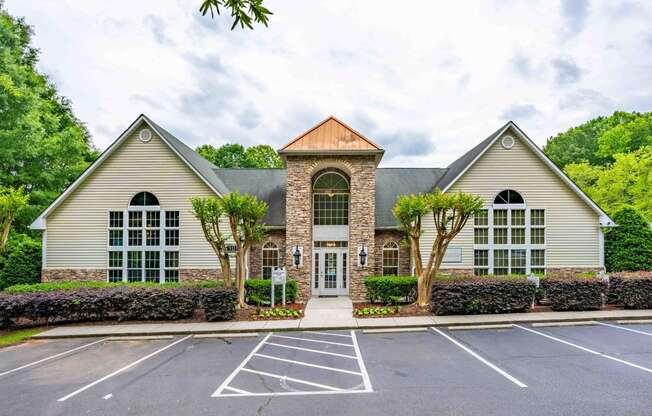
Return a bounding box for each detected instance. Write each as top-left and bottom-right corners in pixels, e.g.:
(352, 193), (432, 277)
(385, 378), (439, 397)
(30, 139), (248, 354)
(107, 197), (180, 283)
(381, 241), (400, 276)
(261, 242), (279, 279)
(473, 190), (546, 275)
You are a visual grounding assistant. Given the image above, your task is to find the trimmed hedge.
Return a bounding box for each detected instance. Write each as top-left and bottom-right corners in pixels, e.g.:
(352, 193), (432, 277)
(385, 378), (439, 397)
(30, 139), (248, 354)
(364, 276), (417, 304)
(245, 279), (297, 305)
(4, 280), (222, 294)
(431, 278), (536, 315)
(0, 236), (41, 290)
(201, 288), (238, 321)
(543, 279), (605, 311)
(620, 278), (652, 309)
(0, 285), (237, 328)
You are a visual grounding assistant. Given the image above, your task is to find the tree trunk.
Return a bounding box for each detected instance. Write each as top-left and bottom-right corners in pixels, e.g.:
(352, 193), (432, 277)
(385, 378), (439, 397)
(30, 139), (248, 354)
(234, 250), (247, 308)
(416, 270), (430, 306)
(218, 255), (232, 287)
(0, 212), (13, 252)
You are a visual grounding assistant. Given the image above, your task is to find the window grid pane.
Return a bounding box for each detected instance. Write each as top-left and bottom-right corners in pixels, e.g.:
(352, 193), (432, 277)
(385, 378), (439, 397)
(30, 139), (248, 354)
(493, 249), (508, 275)
(144, 251), (160, 282)
(474, 249), (488, 266)
(165, 211), (179, 228)
(474, 228), (488, 244)
(109, 229), (123, 246)
(165, 229), (179, 246)
(127, 251), (142, 282)
(511, 228), (525, 244)
(494, 228), (508, 244)
(109, 211), (123, 228)
(531, 228), (545, 244)
(474, 210), (488, 226)
(146, 229), (160, 246)
(262, 247), (279, 279)
(146, 211), (160, 228)
(511, 249), (526, 275)
(128, 230), (142, 246)
(511, 209), (525, 226)
(493, 210), (507, 226)
(313, 194), (349, 225)
(382, 245), (399, 276)
(531, 209), (545, 226)
(129, 211), (142, 228)
(531, 249), (545, 266)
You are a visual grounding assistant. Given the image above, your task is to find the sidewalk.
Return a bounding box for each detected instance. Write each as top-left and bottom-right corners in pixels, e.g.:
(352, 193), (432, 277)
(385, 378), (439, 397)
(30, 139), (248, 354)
(32, 303), (652, 339)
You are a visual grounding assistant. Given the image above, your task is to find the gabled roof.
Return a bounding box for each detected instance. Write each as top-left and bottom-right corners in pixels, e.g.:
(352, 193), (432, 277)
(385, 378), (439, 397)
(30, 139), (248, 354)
(30, 114), (228, 229)
(434, 121), (614, 227)
(279, 116), (384, 155)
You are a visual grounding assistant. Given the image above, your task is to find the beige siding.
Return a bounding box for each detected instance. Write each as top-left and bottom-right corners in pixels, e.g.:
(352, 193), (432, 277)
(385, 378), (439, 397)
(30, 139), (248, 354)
(421, 128), (601, 270)
(46, 123), (223, 269)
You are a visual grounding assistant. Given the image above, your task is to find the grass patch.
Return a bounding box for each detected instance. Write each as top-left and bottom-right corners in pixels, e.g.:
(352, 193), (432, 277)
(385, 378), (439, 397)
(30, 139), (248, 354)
(0, 328), (42, 348)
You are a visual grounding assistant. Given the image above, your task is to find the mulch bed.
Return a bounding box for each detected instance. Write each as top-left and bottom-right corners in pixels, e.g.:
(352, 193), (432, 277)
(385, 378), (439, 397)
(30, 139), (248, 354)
(352, 302), (432, 318)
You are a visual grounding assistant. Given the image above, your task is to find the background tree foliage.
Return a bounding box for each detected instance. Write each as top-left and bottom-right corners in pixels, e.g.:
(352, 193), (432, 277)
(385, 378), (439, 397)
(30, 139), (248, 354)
(196, 143), (283, 168)
(199, 0), (272, 30)
(544, 111), (652, 219)
(0, 7), (98, 231)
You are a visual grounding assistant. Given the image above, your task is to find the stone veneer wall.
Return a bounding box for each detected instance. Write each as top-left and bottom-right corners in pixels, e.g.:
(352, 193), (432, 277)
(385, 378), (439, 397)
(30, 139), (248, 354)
(248, 229), (287, 279)
(42, 268), (223, 282)
(285, 155), (377, 302)
(373, 230), (411, 276)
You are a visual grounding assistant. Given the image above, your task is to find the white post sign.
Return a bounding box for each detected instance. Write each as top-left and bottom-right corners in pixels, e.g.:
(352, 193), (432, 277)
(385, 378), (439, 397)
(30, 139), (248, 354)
(271, 267), (287, 307)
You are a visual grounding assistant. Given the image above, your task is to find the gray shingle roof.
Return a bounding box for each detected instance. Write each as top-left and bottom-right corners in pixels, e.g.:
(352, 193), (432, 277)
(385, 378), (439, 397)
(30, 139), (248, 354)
(212, 168), (287, 226)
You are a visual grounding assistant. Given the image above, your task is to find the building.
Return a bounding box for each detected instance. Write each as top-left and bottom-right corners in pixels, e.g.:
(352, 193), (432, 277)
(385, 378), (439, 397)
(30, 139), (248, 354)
(30, 115), (614, 302)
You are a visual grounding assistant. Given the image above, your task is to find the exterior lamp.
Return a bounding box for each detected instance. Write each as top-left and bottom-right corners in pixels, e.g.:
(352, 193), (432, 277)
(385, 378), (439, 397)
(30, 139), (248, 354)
(293, 246), (302, 268)
(358, 246), (368, 267)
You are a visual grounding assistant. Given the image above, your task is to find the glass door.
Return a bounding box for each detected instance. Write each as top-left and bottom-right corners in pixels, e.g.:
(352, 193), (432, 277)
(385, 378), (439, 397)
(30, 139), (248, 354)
(314, 249), (348, 296)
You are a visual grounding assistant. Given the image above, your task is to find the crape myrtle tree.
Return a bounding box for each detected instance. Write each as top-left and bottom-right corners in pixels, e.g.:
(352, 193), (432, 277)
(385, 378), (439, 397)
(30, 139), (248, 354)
(393, 189), (483, 306)
(192, 192), (268, 307)
(199, 0), (272, 30)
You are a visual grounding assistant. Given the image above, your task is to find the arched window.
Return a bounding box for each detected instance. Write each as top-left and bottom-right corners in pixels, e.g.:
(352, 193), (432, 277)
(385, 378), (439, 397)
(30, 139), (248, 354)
(312, 171), (350, 226)
(262, 242), (279, 279)
(382, 241), (399, 276)
(130, 192), (160, 206)
(494, 190), (524, 205)
(473, 189), (545, 276)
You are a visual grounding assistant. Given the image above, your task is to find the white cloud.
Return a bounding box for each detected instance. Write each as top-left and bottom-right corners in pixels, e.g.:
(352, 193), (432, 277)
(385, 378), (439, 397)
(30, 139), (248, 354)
(4, 0), (652, 166)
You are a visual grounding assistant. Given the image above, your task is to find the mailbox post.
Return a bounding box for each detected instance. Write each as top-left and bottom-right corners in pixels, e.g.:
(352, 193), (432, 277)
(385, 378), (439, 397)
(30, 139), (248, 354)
(271, 267), (287, 307)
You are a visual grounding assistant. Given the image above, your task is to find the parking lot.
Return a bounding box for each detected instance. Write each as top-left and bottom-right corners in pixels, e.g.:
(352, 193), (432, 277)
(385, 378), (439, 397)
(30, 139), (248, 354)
(1, 321), (651, 416)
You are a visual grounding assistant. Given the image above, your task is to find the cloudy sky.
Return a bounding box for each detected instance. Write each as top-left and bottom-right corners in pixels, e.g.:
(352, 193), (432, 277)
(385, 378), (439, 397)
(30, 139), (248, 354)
(5, 0), (652, 166)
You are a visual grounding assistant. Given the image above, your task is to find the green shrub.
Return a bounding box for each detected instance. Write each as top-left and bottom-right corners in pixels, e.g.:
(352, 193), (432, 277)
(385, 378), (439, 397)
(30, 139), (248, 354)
(544, 279), (605, 311)
(620, 277), (652, 309)
(431, 278), (536, 315)
(605, 208), (652, 272)
(4, 279), (221, 294)
(245, 279), (297, 305)
(200, 287), (238, 321)
(0, 236), (41, 289)
(364, 276), (417, 304)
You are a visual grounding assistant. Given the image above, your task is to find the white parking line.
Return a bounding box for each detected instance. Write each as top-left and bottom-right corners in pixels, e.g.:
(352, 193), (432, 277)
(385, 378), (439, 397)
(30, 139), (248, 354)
(597, 322), (652, 337)
(240, 368), (343, 391)
(271, 334), (354, 347)
(0, 338), (108, 378)
(254, 353), (363, 376)
(514, 325), (652, 374)
(430, 327), (528, 388)
(215, 389), (372, 398)
(57, 335), (192, 402)
(351, 330), (373, 392)
(305, 331), (353, 338)
(224, 386), (252, 394)
(264, 342), (358, 359)
(212, 333), (272, 397)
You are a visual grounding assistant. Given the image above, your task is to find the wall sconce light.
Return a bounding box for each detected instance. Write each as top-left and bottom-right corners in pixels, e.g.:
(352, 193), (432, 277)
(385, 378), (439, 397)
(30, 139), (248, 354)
(358, 245), (368, 267)
(293, 246), (303, 268)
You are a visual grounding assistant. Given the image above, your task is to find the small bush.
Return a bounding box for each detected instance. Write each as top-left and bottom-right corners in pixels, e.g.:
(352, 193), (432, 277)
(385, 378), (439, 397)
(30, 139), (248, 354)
(0, 285), (234, 328)
(200, 288), (238, 321)
(620, 278), (652, 309)
(431, 278), (536, 315)
(245, 279), (297, 305)
(4, 279), (221, 294)
(364, 276), (417, 304)
(544, 279), (605, 311)
(0, 237), (41, 289)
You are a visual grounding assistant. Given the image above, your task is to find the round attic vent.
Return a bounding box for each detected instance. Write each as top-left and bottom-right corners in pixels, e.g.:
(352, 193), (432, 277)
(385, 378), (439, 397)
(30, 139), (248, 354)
(501, 135), (515, 149)
(139, 128), (152, 142)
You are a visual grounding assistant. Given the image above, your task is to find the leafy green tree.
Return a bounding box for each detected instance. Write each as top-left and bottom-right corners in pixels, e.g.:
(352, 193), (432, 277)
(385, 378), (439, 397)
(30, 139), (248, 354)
(605, 207), (652, 272)
(191, 197), (234, 287)
(0, 8), (98, 231)
(0, 186), (28, 251)
(596, 116), (652, 160)
(199, 0), (272, 30)
(220, 192), (268, 307)
(393, 190), (483, 306)
(565, 147), (652, 219)
(0, 235), (41, 289)
(196, 143), (282, 168)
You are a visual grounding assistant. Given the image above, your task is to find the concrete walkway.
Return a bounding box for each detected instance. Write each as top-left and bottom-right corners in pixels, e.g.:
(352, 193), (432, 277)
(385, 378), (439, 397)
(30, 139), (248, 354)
(32, 307), (652, 339)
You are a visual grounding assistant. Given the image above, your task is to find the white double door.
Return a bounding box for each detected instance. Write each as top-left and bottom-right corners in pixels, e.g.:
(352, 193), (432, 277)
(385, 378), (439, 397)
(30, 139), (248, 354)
(313, 248), (348, 296)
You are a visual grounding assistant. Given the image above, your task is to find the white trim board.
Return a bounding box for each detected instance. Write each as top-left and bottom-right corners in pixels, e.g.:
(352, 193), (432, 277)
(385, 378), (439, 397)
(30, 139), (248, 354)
(29, 115), (222, 230)
(440, 122), (615, 227)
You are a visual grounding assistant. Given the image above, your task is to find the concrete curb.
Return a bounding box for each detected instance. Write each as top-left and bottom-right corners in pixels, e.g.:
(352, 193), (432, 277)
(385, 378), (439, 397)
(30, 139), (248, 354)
(30, 309), (652, 339)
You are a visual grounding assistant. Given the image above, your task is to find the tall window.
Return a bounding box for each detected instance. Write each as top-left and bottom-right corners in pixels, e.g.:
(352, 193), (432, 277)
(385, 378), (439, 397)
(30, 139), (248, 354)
(262, 242), (279, 279)
(382, 241), (399, 276)
(107, 192), (180, 283)
(473, 190), (546, 276)
(313, 171), (350, 226)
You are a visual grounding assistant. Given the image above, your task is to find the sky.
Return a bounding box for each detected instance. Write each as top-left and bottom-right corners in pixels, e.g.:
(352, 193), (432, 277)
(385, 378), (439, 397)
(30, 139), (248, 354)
(5, 0), (652, 167)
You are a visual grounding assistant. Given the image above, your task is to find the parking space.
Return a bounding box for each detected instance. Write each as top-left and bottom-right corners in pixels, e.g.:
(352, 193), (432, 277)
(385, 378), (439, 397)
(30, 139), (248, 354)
(0, 321), (651, 415)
